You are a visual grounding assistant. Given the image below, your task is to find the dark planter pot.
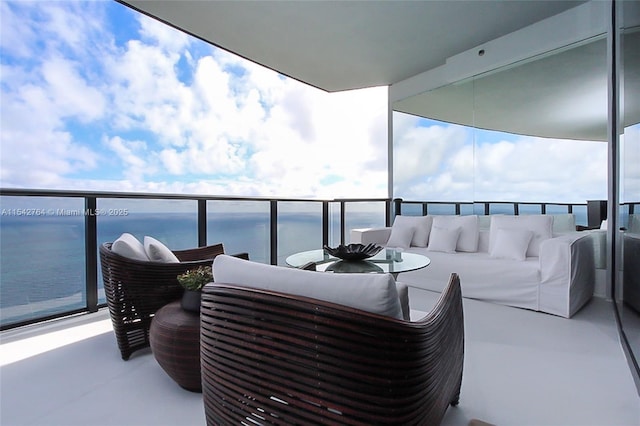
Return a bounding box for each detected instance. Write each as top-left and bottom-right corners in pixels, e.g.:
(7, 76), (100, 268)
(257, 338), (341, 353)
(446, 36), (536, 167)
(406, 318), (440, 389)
(180, 290), (202, 313)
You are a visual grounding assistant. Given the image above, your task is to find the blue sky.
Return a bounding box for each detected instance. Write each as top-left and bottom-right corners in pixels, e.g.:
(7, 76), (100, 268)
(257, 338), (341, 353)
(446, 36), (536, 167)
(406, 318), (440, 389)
(0, 1), (388, 199)
(0, 1), (615, 203)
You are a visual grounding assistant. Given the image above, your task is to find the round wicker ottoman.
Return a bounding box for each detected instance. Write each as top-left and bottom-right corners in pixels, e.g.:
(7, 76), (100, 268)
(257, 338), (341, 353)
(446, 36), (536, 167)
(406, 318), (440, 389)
(149, 301), (201, 392)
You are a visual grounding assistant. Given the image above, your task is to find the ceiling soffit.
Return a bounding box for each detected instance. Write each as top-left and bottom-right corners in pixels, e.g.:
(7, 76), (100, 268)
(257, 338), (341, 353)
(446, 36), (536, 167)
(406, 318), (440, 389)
(120, 0), (585, 92)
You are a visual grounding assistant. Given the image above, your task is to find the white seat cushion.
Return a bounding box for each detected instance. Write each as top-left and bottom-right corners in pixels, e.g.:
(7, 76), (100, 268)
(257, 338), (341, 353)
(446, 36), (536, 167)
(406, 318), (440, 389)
(213, 255), (404, 320)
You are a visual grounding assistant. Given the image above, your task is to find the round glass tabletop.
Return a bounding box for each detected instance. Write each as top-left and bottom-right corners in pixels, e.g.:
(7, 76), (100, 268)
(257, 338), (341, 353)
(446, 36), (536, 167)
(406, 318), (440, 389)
(286, 248), (430, 276)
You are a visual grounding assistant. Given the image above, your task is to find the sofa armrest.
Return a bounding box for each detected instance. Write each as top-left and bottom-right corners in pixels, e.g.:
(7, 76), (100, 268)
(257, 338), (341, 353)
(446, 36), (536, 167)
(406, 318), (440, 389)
(539, 233), (595, 317)
(350, 227), (391, 245)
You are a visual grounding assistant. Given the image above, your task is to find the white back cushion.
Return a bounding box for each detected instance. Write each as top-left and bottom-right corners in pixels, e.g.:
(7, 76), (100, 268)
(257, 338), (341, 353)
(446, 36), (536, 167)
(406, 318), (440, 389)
(489, 215), (553, 257)
(144, 236), (179, 263)
(386, 224), (415, 249)
(431, 215), (479, 252)
(213, 255), (403, 320)
(489, 228), (533, 261)
(111, 233), (149, 261)
(427, 226), (460, 253)
(478, 230), (491, 253)
(392, 215), (433, 247)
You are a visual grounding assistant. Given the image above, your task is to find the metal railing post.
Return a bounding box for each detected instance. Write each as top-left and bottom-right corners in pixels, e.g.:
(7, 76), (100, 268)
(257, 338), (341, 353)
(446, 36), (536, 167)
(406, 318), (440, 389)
(340, 201), (346, 245)
(85, 196), (98, 313)
(197, 199), (207, 247)
(393, 198), (402, 216)
(270, 200), (278, 265)
(322, 201), (329, 247)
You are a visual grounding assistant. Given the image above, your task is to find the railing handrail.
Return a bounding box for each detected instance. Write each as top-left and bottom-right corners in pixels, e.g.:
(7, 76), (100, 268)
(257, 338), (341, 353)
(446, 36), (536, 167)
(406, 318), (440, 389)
(0, 190), (394, 330)
(3, 189), (636, 330)
(0, 187), (390, 203)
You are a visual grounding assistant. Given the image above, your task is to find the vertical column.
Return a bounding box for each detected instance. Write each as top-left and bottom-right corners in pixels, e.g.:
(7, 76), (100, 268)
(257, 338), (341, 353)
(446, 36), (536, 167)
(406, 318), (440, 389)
(322, 201), (329, 247)
(85, 196), (98, 313)
(198, 199), (207, 247)
(340, 201), (346, 245)
(270, 200), (278, 265)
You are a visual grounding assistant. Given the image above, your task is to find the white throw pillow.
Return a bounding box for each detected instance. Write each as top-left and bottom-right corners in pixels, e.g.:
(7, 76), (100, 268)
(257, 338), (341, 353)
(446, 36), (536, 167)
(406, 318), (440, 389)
(386, 224), (415, 249)
(489, 215), (553, 257)
(144, 236), (179, 263)
(431, 215), (479, 252)
(427, 226), (461, 253)
(213, 255), (403, 320)
(392, 215), (433, 247)
(489, 228), (533, 261)
(111, 233), (149, 261)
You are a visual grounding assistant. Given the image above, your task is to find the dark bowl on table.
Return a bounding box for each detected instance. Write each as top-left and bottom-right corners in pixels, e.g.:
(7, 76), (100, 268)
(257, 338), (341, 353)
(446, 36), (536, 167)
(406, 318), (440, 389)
(325, 260), (384, 273)
(323, 243), (383, 261)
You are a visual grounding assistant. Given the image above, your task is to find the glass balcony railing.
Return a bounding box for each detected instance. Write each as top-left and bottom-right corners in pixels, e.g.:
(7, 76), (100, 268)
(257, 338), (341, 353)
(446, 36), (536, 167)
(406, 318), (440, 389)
(0, 189), (391, 329)
(3, 189), (635, 331)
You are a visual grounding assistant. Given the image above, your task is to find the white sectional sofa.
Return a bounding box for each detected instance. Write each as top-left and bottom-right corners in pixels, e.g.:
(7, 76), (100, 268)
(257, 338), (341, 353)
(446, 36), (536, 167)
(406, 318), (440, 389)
(351, 214), (596, 318)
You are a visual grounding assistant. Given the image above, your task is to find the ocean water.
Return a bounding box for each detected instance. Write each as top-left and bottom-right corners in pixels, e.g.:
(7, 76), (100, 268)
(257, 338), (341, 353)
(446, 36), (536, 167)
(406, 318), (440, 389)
(0, 210), (385, 326)
(0, 201), (607, 327)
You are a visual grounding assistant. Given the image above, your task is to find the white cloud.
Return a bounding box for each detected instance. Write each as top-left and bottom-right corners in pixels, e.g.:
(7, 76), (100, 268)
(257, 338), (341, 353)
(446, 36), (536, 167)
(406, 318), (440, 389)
(104, 136), (148, 169)
(393, 113), (609, 204)
(474, 137), (607, 202)
(2, 1), (615, 208)
(393, 115), (470, 185)
(41, 57), (106, 122)
(1, 2), (390, 198)
(138, 11), (190, 52)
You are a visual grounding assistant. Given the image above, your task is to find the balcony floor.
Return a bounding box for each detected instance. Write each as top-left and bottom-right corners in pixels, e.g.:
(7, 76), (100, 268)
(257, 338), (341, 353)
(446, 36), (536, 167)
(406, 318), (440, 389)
(1, 291), (639, 426)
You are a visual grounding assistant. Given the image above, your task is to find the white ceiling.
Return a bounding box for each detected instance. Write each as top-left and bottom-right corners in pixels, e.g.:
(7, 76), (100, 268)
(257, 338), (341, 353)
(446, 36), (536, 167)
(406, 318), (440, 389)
(394, 37), (610, 141)
(120, 0), (585, 92)
(119, 1), (638, 141)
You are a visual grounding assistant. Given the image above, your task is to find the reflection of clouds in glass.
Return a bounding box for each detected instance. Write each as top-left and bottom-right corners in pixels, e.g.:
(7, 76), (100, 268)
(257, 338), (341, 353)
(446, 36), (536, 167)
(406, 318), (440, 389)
(393, 114), (475, 201)
(394, 112), (608, 203)
(622, 125), (640, 202)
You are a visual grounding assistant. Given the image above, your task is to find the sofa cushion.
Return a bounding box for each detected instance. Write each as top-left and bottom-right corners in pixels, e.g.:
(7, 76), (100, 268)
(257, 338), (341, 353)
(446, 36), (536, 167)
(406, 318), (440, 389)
(427, 226), (461, 253)
(144, 236), (179, 263)
(489, 228), (533, 261)
(489, 215), (553, 257)
(431, 215), (479, 252)
(392, 215), (433, 247)
(387, 223), (415, 249)
(213, 255), (404, 320)
(112, 233), (149, 261)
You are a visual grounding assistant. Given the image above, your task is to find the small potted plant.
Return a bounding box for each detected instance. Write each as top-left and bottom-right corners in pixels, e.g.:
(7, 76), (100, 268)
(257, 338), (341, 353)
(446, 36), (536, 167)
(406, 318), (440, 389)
(177, 265), (213, 313)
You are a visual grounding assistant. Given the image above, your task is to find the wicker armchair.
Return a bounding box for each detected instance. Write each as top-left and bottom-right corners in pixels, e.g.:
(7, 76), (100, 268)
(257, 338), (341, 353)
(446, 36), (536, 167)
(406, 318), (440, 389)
(100, 242), (228, 360)
(201, 273), (464, 425)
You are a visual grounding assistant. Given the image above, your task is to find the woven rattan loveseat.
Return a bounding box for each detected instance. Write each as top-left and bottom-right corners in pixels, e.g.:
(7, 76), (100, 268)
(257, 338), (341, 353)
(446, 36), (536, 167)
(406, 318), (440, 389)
(99, 242), (227, 360)
(200, 266), (464, 425)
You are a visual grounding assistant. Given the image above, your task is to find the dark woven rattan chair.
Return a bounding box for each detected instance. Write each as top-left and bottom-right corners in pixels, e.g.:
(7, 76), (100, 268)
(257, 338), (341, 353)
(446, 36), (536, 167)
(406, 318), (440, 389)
(201, 273), (464, 425)
(100, 242), (227, 360)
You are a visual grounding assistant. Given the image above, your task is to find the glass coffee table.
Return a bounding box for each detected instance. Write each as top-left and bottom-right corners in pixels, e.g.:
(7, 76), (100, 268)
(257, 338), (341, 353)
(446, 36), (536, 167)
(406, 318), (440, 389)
(286, 248), (430, 279)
